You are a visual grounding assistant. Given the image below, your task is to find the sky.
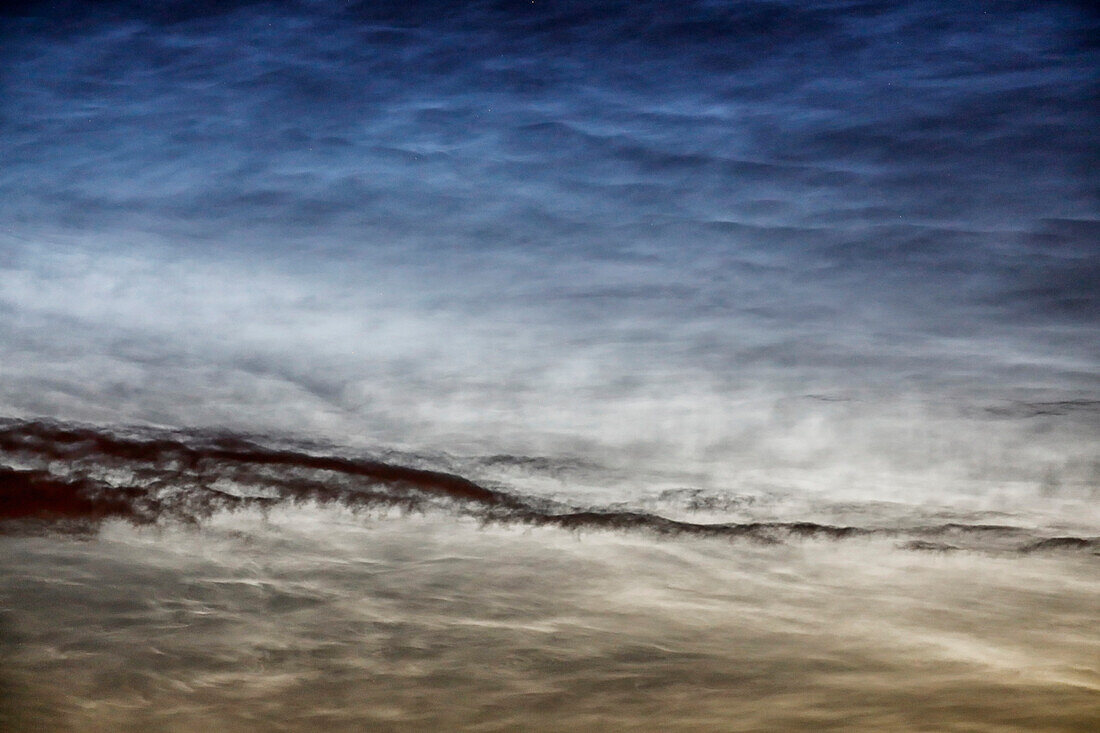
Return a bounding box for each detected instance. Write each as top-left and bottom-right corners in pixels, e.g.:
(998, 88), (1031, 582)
(1, 0), (1098, 509)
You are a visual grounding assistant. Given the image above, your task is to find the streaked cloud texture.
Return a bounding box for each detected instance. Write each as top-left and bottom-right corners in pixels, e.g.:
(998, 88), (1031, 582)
(1, 0), (1097, 506)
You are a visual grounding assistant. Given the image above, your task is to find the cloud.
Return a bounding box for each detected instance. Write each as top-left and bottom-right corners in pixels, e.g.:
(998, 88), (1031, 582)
(0, 1), (1096, 506)
(4, 418), (1098, 553)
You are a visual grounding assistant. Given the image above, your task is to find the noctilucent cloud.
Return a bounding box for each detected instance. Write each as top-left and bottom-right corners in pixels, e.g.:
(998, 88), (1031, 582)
(1, 0), (1098, 506)
(2, 5), (1100, 730)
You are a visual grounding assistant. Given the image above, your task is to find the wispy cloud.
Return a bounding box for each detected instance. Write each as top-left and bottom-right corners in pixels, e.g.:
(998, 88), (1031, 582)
(0, 0), (1096, 501)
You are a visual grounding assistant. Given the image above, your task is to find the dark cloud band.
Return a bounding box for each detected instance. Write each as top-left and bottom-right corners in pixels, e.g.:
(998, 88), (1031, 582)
(3, 418), (1097, 555)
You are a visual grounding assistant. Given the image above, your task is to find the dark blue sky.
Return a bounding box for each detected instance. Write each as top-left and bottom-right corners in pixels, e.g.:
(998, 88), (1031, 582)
(1, 0), (1097, 503)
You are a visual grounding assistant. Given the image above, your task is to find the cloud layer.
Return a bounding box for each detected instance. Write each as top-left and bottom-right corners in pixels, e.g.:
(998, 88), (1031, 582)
(1, 1), (1097, 503)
